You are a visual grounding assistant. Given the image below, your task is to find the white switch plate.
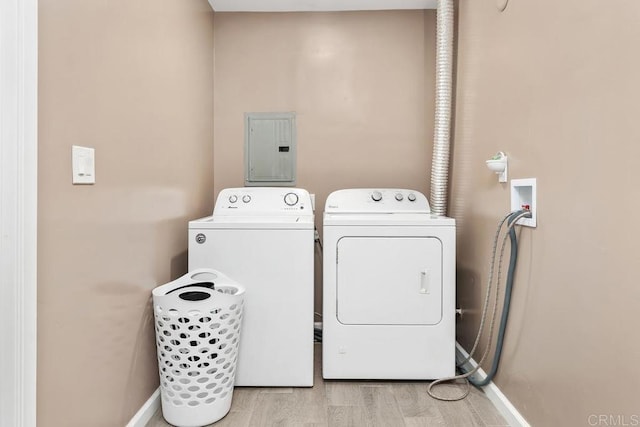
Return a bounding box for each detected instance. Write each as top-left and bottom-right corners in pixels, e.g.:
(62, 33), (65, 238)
(310, 193), (316, 211)
(72, 145), (95, 184)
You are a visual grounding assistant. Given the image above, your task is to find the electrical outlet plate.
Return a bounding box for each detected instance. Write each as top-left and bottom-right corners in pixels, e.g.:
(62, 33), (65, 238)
(510, 178), (536, 227)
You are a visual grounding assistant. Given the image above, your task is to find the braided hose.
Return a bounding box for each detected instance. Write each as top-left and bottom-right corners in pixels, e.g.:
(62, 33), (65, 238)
(428, 210), (532, 401)
(429, 0), (454, 216)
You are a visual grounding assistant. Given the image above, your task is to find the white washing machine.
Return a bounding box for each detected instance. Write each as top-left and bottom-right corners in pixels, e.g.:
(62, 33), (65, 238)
(189, 187), (314, 387)
(322, 188), (455, 379)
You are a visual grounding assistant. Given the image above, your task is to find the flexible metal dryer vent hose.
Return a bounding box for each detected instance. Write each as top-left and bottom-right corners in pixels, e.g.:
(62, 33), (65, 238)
(429, 0), (454, 216)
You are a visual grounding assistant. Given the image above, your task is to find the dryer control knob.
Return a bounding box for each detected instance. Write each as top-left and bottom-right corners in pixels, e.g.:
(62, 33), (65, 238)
(229, 195), (238, 203)
(371, 191), (382, 202)
(395, 193), (404, 201)
(242, 195), (251, 203)
(407, 193), (417, 202)
(284, 192), (299, 206)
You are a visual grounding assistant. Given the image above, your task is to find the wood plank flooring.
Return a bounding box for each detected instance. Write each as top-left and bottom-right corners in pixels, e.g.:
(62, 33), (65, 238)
(146, 344), (509, 427)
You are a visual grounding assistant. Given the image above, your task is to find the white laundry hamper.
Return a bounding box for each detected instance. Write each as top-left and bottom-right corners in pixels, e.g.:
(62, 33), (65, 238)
(152, 268), (245, 427)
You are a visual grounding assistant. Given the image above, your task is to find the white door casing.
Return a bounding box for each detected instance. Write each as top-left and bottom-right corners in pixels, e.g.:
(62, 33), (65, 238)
(0, 0), (38, 425)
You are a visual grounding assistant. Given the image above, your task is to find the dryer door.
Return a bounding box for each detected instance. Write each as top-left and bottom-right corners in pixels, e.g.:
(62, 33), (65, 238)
(336, 236), (442, 325)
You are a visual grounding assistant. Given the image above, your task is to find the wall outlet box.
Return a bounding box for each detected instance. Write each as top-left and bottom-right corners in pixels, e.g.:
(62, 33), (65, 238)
(510, 178), (536, 227)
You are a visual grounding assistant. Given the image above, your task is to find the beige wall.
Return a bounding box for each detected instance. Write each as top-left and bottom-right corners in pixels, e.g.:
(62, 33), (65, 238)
(37, 1), (214, 425)
(453, 1), (640, 425)
(38, 2), (640, 424)
(213, 11), (436, 312)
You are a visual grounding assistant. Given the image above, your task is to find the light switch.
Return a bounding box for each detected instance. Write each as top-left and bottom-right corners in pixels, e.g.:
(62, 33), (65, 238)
(72, 145), (95, 184)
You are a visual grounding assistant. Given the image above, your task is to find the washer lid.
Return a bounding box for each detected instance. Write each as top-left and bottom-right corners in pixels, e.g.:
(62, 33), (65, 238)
(325, 188), (430, 214)
(190, 215), (314, 230)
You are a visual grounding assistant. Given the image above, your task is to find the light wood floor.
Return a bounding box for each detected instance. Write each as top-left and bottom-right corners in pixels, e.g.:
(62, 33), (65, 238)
(147, 344), (509, 427)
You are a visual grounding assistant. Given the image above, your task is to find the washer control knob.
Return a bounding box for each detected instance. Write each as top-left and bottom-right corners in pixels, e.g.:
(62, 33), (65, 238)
(242, 195), (251, 203)
(395, 193), (404, 201)
(407, 193), (417, 202)
(284, 192), (299, 206)
(371, 191), (382, 202)
(228, 195), (238, 203)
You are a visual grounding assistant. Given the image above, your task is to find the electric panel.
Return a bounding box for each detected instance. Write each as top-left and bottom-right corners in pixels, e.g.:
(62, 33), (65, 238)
(244, 112), (296, 186)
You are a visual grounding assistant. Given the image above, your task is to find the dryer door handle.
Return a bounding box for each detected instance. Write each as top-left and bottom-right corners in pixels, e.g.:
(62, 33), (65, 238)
(420, 269), (430, 294)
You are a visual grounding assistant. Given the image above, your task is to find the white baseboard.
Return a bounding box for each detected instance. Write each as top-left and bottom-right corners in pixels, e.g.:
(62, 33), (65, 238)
(126, 388), (161, 427)
(455, 342), (530, 427)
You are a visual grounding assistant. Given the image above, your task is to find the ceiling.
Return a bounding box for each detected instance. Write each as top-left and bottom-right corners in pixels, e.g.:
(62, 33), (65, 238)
(207, 0), (437, 12)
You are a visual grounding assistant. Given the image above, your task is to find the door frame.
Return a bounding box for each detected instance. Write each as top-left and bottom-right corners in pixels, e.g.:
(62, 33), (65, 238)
(0, 0), (38, 425)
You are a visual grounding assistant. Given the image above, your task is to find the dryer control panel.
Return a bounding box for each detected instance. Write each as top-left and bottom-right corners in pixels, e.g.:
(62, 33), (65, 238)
(213, 187), (313, 216)
(325, 189), (430, 214)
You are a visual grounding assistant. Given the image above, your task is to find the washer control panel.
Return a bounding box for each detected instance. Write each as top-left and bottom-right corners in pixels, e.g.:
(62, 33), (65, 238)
(325, 189), (430, 214)
(214, 187), (312, 215)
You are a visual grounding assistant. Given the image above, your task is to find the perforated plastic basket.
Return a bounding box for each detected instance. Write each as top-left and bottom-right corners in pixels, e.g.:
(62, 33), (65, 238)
(152, 268), (245, 427)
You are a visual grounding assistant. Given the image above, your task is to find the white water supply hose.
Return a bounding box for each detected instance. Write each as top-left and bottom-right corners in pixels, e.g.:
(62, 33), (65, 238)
(429, 0), (454, 216)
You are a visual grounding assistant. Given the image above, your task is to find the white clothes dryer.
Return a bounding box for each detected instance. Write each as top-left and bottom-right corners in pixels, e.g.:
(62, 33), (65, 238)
(322, 189), (455, 379)
(189, 187), (314, 387)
